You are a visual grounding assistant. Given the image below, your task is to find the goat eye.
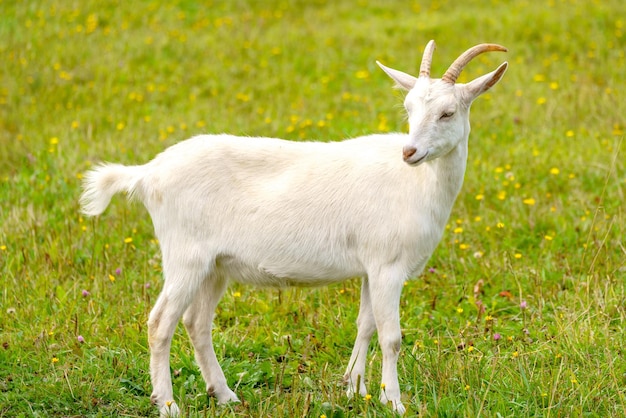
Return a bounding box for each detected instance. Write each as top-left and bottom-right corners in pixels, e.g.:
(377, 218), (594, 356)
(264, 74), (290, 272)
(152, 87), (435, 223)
(440, 112), (454, 120)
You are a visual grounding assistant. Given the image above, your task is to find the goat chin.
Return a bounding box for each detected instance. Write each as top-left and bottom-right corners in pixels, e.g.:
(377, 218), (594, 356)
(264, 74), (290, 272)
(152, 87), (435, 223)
(80, 39), (507, 417)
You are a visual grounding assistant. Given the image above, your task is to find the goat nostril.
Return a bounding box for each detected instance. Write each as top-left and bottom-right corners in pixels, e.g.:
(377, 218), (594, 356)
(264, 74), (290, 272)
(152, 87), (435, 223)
(403, 147), (417, 161)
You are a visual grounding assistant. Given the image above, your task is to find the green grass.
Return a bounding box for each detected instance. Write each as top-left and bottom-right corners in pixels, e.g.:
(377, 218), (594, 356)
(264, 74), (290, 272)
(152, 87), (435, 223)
(1, 0), (625, 416)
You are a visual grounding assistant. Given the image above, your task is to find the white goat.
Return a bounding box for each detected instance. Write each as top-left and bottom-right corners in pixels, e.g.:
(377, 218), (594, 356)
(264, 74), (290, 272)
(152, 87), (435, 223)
(80, 40), (507, 416)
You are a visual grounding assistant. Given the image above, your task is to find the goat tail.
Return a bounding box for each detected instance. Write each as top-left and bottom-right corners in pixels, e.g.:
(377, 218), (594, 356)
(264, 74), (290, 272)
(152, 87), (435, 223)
(80, 163), (144, 217)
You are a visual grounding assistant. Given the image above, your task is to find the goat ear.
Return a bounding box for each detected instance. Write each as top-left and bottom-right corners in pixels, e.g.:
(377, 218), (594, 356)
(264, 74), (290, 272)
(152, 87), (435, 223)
(462, 61), (508, 103)
(376, 61), (418, 90)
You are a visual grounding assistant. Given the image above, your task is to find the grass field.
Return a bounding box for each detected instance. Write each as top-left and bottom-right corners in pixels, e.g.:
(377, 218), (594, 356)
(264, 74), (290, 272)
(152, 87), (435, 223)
(1, 0), (625, 416)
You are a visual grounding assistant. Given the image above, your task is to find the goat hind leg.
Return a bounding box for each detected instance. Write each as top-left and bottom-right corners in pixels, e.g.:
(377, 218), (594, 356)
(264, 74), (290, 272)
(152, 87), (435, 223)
(182, 275), (238, 404)
(148, 268), (205, 417)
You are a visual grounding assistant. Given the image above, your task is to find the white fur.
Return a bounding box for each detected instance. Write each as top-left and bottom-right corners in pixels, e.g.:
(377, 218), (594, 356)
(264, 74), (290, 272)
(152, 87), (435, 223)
(80, 43), (507, 416)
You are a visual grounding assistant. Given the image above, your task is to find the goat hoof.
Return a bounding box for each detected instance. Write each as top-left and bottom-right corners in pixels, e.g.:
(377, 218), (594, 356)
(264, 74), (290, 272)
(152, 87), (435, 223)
(394, 402), (406, 415)
(346, 385), (368, 399)
(214, 387), (240, 405)
(381, 393), (406, 415)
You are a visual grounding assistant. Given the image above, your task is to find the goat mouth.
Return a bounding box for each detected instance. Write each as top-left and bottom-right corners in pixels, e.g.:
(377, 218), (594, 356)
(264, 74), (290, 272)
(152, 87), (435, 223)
(406, 151), (429, 166)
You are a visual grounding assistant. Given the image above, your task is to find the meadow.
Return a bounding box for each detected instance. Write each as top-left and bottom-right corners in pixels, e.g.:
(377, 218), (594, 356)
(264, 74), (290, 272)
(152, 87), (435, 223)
(1, 0), (624, 416)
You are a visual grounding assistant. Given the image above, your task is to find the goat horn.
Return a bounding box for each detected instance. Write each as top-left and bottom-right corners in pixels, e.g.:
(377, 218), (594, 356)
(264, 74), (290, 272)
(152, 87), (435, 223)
(441, 43), (508, 84)
(419, 40), (436, 78)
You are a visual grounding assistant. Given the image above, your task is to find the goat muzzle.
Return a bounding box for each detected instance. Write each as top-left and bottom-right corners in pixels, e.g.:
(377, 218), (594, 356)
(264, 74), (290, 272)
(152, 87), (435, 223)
(402, 146), (417, 161)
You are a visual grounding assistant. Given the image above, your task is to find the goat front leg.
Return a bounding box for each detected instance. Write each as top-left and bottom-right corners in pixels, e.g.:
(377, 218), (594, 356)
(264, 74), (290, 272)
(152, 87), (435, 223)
(182, 275), (239, 404)
(344, 277), (376, 398)
(369, 266), (407, 415)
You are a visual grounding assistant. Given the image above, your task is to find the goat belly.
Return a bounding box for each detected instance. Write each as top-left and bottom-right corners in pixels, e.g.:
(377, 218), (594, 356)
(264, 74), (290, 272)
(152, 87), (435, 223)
(215, 254), (360, 288)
